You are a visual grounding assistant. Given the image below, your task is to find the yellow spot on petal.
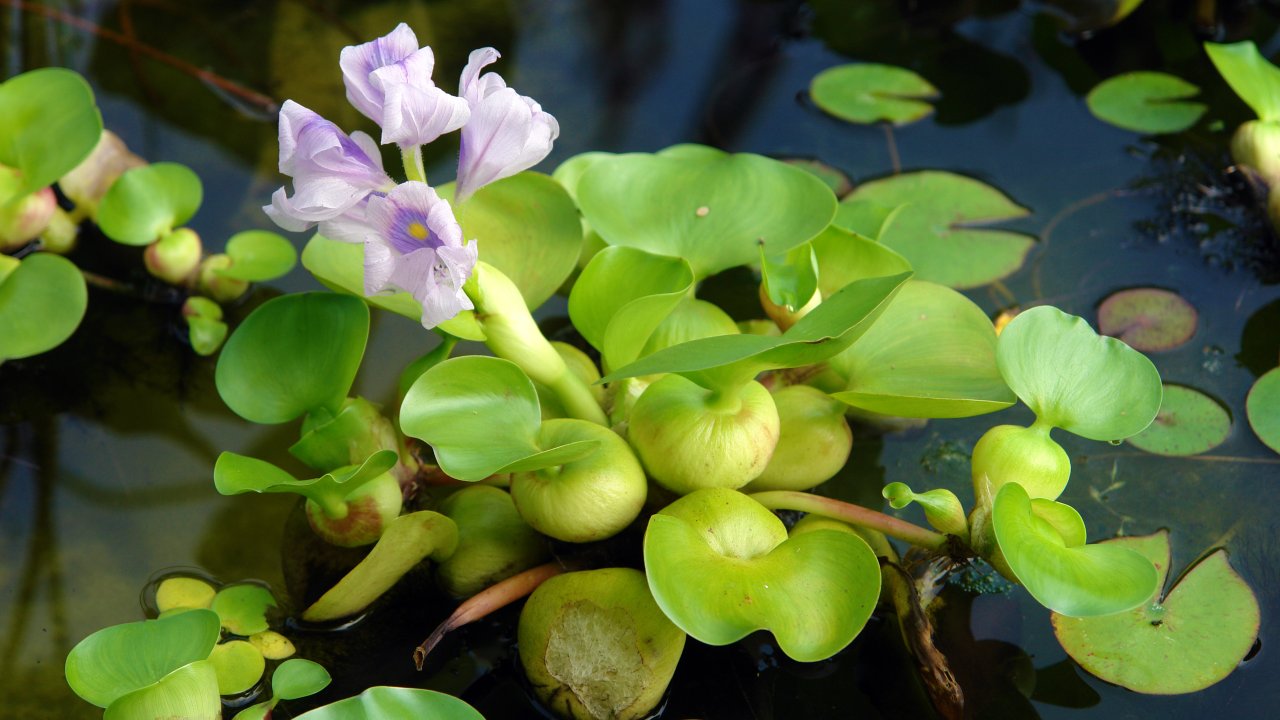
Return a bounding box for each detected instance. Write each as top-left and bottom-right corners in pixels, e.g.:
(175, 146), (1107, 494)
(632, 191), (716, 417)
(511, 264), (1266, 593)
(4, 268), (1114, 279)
(408, 222), (429, 240)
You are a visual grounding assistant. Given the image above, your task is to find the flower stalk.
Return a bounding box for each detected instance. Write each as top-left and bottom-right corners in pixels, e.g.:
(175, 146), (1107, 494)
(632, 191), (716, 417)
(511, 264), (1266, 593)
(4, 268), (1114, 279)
(749, 490), (950, 550)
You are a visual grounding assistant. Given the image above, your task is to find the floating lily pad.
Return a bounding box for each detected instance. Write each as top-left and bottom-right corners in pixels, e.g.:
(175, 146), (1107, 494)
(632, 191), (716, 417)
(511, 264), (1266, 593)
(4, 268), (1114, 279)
(0, 67), (102, 193)
(218, 230), (298, 281)
(248, 631), (295, 660)
(155, 576), (216, 613)
(1247, 367), (1280, 454)
(209, 640), (265, 695)
(272, 658), (331, 700)
(831, 200), (902, 242)
(810, 64), (939, 126)
(1204, 41), (1280, 123)
(293, 687), (484, 720)
(840, 171), (1034, 288)
(1053, 530), (1261, 694)
(0, 253), (88, 361)
(98, 163), (203, 246)
(1086, 72), (1206, 134)
(1097, 287), (1197, 352)
(212, 584), (276, 636)
(1127, 384), (1231, 456)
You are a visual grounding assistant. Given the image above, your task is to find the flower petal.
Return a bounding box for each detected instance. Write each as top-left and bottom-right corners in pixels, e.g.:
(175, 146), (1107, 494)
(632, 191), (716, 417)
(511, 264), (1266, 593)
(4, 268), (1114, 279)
(456, 87), (559, 202)
(460, 47), (504, 103)
(377, 79), (471, 147)
(340, 23), (420, 122)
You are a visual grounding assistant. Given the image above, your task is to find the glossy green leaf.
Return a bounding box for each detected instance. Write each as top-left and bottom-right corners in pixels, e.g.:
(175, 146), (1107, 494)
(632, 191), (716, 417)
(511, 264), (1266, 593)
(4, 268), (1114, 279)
(155, 577), (216, 613)
(1247, 367), (1280, 454)
(400, 356), (600, 481)
(811, 224), (913, 297)
(1205, 41), (1280, 122)
(1097, 287), (1197, 352)
(294, 687), (484, 720)
(1086, 72), (1206, 134)
(830, 200), (903, 242)
(214, 449), (397, 514)
(568, 246), (695, 370)
(998, 306), (1162, 440)
(0, 253), (87, 361)
(830, 280), (1015, 418)
(841, 171), (1034, 288)
(1127, 384), (1231, 456)
(810, 63), (939, 125)
(218, 230), (298, 281)
(0, 67), (102, 193)
(232, 702), (271, 720)
(644, 488), (881, 662)
(781, 158), (853, 196)
(437, 486), (549, 598)
(760, 242), (819, 311)
(602, 272), (909, 391)
(639, 298), (740, 358)
(216, 292), (369, 423)
(102, 660), (220, 720)
(209, 640), (265, 695)
(882, 482), (967, 537)
(187, 316), (228, 357)
(576, 150), (836, 279)
(272, 658), (332, 700)
(1053, 531), (1261, 694)
(302, 511), (458, 622)
(552, 151), (615, 200)
(300, 235), (485, 341)
(212, 584), (276, 636)
(992, 483), (1157, 617)
(65, 609), (220, 707)
(98, 163), (203, 246)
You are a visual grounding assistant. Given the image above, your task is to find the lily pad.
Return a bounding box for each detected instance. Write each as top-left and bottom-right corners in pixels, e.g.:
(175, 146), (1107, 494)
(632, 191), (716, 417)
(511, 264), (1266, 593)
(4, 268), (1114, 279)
(1127, 384), (1231, 456)
(1097, 287), (1197, 352)
(1247, 367), (1280, 454)
(1086, 72), (1206, 134)
(810, 64), (939, 126)
(0, 253), (88, 361)
(155, 576), (216, 613)
(215, 292), (369, 423)
(1204, 41), (1280, 122)
(840, 171), (1034, 288)
(98, 162), (203, 246)
(643, 488), (881, 662)
(218, 230), (298, 281)
(209, 640), (265, 695)
(211, 584), (276, 636)
(1053, 530), (1261, 694)
(811, 224), (913, 296)
(575, 150), (836, 279)
(830, 200), (903, 242)
(0, 67), (102, 193)
(293, 687), (484, 720)
(272, 658), (332, 700)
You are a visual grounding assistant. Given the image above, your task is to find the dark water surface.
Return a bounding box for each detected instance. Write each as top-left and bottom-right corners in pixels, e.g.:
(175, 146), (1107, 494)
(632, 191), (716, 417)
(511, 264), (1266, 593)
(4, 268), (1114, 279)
(2, 0), (1279, 718)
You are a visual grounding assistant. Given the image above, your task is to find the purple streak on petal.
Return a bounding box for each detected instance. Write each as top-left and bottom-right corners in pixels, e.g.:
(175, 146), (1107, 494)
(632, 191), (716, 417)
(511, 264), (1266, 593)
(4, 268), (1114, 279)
(455, 86), (559, 202)
(340, 23), (420, 122)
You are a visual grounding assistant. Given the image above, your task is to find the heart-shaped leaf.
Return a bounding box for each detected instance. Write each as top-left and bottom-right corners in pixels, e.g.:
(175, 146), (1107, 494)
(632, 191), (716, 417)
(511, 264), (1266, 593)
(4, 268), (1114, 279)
(840, 171), (1034, 288)
(1127, 384), (1231, 456)
(1053, 530), (1260, 694)
(1205, 41), (1280, 122)
(568, 246), (695, 371)
(1247, 367), (1280, 454)
(576, 150), (836, 279)
(103, 660), (220, 720)
(992, 483), (1157, 617)
(293, 687), (484, 720)
(400, 356), (600, 481)
(66, 609), (221, 707)
(211, 584), (277, 636)
(214, 450), (397, 515)
(272, 658), (332, 700)
(218, 230), (298, 281)
(998, 306), (1162, 441)
(98, 162), (203, 246)
(810, 63), (939, 126)
(209, 640), (265, 695)
(644, 488), (881, 662)
(602, 272), (910, 391)
(830, 280), (1015, 418)
(1086, 72), (1206, 134)
(0, 67), (102, 193)
(1097, 287), (1197, 352)
(302, 511), (458, 622)
(0, 253), (88, 361)
(216, 292), (369, 423)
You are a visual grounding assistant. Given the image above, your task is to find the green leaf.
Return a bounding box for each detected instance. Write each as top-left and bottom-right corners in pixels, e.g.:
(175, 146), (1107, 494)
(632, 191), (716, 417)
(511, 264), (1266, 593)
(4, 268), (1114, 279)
(811, 224), (913, 297)
(103, 660), (220, 720)
(840, 171), (1034, 288)
(781, 158), (853, 196)
(1247, 367), (1280, 454)
(1127, 384), (1231, 456)
(400, 356), (600, 481)
(830, 200), (903, 242)
(216, 292), (369, 423)
(760, 242), (819, 311)
(1205, 41), (1280, 122)
(300, 235), (485, 341)
(218, 230), (298, 281)
(272, 658), (332, 700)
(830, 280), (1015, 418)
(293, 687), (485, 720)
(214, 450), (397, 510)
(0, 253), (88, 361)
(1086, 72), (1206, 134)
(810, 63), (939, 125)
(1053, 531), (1261, 694)
(882, 482), (968, 537)
(97, 163), (203, 246)
(602, 272), (910, 391)
(209, 640), (265, 695)
(644, 488), (881, 662)
(992, 483), (1157, 617)
(211, 584), (276, 636)
(0, 67), (102, 193)
(65, 609), (221, 707)
(302, 511), (458, 622)
(997, 306), (1163, 441)
(552, 151), (615, 201)
(576, 150), (836, 279)
(1097, 287), (1197, 352)
(187, 316), (228, 357)
(568, 246), (696, 370)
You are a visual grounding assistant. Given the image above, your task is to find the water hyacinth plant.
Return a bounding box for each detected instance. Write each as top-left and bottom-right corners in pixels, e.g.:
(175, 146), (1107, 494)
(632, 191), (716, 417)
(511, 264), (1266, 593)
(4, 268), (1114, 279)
(51, 18), (1270, 720)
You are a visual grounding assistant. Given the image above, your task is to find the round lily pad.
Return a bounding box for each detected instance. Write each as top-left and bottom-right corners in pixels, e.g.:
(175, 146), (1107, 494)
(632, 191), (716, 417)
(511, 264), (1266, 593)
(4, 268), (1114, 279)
(1247, 367), (1280, 454)
(218, 230), (298, 282)
(1053, 530), (1260, 694)
(810, 63), (939, 126)
(1127, 384), (1231, 456)
(1097, 288), (1197, 352)
(97, 162), (203, 246)
(0, 252), (88, 361)
(271, 658), (331, 700)
(1086, 72), (1206, 134)
(211, 584), (276, 636)
(209, 640), (265, 695)
(155, 576), (216, 613)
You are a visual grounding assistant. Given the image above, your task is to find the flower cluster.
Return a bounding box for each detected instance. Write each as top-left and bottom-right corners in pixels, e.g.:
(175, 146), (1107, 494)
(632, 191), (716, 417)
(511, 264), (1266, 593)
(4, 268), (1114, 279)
(265, 25), (559, 328)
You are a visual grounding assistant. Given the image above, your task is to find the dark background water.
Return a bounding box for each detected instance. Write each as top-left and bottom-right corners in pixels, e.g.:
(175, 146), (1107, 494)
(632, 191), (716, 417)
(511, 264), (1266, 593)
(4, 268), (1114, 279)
(2, 0), (1279, 718)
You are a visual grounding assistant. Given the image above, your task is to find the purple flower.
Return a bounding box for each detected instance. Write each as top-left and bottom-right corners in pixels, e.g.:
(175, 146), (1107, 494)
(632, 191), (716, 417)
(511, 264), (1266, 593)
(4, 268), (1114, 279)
(341, 24), (471, 148)
(364, 182), (477, 328)
(455, 47), (559, 202)
(264, 100), (393, 236)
